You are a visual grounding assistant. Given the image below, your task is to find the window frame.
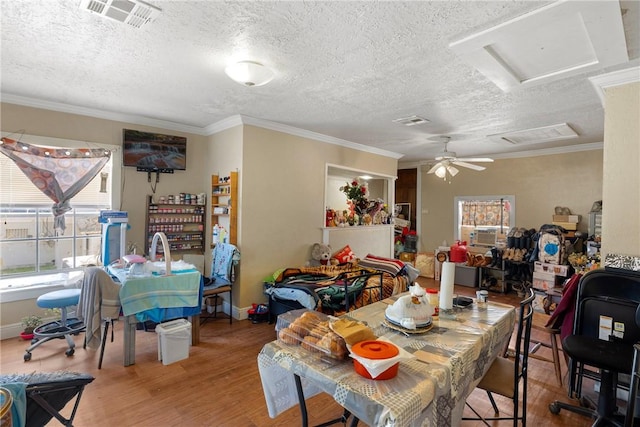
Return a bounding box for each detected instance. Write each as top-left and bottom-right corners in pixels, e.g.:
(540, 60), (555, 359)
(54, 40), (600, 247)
(453, 195), (516, 242)
(0, 133), (120, 299)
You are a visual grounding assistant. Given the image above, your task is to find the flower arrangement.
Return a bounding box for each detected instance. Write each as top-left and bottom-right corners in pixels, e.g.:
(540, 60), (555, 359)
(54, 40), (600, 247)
(328, 179), (390, 226)
(340, 180), (369, 215)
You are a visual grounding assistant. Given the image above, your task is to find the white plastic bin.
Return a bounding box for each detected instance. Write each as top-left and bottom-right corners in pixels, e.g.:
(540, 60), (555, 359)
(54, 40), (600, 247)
(155, 319), (191, 365)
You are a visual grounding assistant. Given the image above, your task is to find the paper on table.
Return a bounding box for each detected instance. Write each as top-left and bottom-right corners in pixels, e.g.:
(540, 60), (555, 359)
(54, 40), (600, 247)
(349, 337), (414, 379)
(439, 261), (455, 310)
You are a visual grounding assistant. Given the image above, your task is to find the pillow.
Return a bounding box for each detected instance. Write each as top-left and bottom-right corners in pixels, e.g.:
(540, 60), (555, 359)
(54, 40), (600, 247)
(332, 245), (356, 265)
(358, 254), (405, 276)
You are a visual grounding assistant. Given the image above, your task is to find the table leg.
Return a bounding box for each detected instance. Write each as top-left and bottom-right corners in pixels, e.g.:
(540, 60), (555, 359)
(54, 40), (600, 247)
(294, 374), (309, 427)
(123, 315), (137, 366)
(293, 374), (358, 427)
(189, 314), (200, 345)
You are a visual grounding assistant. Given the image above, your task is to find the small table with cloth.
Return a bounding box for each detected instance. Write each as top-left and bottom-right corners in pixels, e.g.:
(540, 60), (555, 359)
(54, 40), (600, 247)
(109, 265), (203, 366)
(258, 294), (516, 426)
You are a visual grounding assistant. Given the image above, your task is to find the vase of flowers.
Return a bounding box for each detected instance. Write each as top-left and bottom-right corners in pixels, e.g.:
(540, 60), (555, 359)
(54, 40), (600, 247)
(341, 179), (370, 224)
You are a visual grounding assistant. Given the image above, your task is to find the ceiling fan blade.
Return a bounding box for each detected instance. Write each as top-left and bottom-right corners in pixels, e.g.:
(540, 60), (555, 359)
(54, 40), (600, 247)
(427, 162), (443, 174)
(456, 157), (494, 163)
(452, 160), (486, 171)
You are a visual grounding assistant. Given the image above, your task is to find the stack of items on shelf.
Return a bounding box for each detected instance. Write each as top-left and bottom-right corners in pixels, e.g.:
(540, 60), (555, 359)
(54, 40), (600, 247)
(532, 261), (569, 291)
(551, 206), (580, 237)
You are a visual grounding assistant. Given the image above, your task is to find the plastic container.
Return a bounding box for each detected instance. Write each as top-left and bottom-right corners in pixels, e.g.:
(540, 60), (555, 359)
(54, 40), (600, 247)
(426, 288), (439, 315)
(351, 340), (400, 380)
(156, 319), (191, 365)
(276, 309), (347, 362)
(449, 240), (468, 263)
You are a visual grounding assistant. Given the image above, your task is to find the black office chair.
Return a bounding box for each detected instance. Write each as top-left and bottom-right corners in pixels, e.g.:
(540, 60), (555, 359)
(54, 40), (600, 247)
(548, 268), (640, 426)
(463, 287), (535, 427)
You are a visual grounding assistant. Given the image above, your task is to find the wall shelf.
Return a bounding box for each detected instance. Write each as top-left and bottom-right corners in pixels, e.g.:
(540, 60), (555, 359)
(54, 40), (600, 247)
(211, 171), (238, 246)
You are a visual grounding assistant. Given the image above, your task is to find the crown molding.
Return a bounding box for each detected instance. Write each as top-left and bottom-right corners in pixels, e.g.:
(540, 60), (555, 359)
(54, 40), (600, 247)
(2, 94), (404, 160)
(400, 141), (604, 169)
(589, 65), (640, 106)
(234, 115), (405, 160)
(1, 93), (208, 135)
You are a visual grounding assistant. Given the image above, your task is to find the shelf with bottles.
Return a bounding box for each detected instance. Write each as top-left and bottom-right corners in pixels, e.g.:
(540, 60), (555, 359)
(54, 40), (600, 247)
(211, 171), (238, 246)
(145, 194), (206, 255)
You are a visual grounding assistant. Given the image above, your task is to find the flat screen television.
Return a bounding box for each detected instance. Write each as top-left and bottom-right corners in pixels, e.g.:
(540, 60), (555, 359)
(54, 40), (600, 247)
(122, 129), (187, 172)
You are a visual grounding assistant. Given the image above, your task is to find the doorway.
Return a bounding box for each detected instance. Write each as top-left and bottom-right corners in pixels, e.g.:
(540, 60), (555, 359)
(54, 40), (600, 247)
(395, 168), (417, 231)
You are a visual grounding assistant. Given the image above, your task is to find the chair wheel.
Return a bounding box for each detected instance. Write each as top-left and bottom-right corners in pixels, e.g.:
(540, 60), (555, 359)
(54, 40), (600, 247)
(24, 352), (32, 361)
(65, 348), (75, 357)
(549, 402), (560, 415)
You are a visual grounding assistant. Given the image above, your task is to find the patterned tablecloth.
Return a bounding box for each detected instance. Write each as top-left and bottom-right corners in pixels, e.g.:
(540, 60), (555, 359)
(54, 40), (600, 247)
(258, 295), (516, 426)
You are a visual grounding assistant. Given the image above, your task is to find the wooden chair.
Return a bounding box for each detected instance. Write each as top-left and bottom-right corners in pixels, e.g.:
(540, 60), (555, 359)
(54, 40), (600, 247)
(464, 288), (535, 426)
(202, 243), (240, 325)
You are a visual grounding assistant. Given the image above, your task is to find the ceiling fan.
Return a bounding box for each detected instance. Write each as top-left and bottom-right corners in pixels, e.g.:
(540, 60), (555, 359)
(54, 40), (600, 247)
(426, 136), (494, 179)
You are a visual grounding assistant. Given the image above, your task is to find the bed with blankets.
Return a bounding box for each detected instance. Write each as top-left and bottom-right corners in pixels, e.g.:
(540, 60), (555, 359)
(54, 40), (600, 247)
(264, 254), (418, 322)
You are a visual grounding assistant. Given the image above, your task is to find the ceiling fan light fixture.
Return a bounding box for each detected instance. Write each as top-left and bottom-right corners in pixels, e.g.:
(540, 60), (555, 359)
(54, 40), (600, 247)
(225, 61), (274, 87)
(448, 165), (459, 177)
(434, 165), (447, 179)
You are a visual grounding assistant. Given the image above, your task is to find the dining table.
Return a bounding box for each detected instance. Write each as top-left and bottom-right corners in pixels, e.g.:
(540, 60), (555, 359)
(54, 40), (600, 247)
(258, 294), (516, 426)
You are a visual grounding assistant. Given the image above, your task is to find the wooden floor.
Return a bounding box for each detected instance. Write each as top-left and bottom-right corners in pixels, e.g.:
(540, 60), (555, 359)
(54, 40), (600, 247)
(0, 279), (600, 426)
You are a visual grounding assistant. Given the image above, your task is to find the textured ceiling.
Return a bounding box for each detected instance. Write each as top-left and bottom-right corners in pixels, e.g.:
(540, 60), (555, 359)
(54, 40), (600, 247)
(1, 1), (638, 164)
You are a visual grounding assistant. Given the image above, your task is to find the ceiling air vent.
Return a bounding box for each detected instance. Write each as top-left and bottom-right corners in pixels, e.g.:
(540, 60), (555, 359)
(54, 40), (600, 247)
(80, 0), (161, 29)
(392, 115), (430, 126)
(487, 123), (578, 145)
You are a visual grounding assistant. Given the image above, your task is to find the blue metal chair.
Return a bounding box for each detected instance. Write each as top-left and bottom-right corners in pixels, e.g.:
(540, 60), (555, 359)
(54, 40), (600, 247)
(24, 289), (85, 361)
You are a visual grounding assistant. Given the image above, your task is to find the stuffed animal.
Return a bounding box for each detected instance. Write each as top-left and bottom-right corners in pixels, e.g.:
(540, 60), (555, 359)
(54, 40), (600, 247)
(307, 243), (332, 266)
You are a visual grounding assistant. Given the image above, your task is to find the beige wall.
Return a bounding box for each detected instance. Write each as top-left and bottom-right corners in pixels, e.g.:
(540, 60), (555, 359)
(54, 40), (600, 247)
(0, 106), (398, 326)
(0, 103), (209, 328)
(419, 150), (604, 251)
(238, 125), (398, 308)
(601, 81), (640, 259)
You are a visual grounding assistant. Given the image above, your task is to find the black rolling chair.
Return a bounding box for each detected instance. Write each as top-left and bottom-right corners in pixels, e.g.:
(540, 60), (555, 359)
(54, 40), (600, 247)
(549, 268), (640, 426)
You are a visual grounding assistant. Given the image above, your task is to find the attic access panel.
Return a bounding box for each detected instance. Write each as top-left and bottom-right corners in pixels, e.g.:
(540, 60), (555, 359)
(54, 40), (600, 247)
(449, 1), (629, 92)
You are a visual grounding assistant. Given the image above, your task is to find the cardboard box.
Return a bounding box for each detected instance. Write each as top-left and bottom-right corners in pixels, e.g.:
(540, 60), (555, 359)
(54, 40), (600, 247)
(552, 221), (577, 230)
(532, 290), (548, 313)
(534, 261), (569, 276)
(552, 214), (581, 223)
(415, 252), (435, 278)
(532, 271), (556, 291)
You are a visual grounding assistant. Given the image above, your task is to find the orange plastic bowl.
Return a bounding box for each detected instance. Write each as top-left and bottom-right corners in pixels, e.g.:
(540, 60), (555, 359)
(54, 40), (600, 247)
(351, 340), (400, 380)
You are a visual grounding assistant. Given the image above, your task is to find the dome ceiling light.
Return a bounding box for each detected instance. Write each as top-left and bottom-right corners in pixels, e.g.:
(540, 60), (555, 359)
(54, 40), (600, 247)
(225, 61), (275, 87)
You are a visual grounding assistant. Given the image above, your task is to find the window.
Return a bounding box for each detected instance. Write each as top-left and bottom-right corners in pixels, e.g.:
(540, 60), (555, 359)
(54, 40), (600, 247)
(454, 196), (515, 245)
(0, 134), (119, 289)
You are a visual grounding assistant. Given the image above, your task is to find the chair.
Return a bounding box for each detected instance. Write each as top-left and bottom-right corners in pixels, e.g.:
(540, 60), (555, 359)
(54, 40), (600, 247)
(548, 268), (640, 426)
(202, 243), (240, 324)
(626, 340), (640, 427)
(24, 289), (85, 361)
(76, 267), (122, 369)
(463, 287), (535, 427)
(0, 371), (94, 427)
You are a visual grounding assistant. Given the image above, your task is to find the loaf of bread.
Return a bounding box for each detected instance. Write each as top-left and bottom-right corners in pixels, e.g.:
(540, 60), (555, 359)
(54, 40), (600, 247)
(277, 311), (348, 360)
